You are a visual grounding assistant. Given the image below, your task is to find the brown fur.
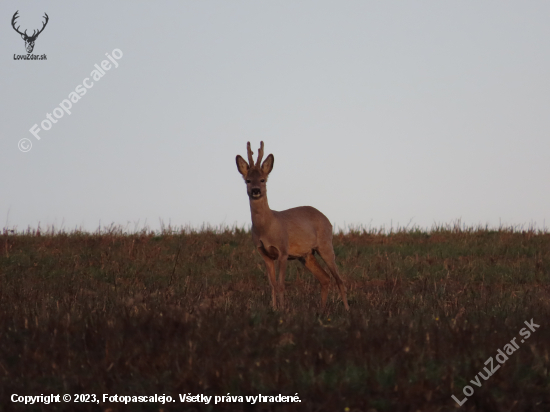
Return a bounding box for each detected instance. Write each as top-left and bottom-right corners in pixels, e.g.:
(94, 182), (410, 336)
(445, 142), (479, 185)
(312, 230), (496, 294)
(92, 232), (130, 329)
(236, 142), (350, 311)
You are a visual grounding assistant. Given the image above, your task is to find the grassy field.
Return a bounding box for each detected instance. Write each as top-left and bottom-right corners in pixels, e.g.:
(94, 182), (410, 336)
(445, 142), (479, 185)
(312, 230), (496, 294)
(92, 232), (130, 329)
(0, 225), (549, 411)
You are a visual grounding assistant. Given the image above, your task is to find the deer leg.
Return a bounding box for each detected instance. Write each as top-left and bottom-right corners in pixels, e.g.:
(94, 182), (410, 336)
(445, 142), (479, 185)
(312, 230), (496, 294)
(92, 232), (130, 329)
(259, 252), (278, 309)
(301, 254), (331, 311)
(277, 254), (288, 308)
(317, 247), (350, 311)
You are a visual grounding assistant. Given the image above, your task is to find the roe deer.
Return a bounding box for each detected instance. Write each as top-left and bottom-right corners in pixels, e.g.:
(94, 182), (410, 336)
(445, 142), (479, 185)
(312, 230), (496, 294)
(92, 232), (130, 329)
(236, 142), (350, 311)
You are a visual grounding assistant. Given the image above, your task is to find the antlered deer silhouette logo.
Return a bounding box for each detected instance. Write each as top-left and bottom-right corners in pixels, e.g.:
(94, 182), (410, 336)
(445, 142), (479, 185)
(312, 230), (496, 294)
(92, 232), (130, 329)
(11, 11), (49, 54)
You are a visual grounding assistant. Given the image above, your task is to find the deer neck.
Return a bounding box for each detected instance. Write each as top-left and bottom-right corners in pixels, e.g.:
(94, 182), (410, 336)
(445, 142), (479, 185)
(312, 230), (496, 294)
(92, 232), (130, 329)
(249, 195), (274, 230)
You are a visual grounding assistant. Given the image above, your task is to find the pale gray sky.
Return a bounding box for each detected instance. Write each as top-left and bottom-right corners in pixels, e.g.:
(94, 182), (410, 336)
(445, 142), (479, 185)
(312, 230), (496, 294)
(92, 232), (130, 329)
(2, 1), (549, 232)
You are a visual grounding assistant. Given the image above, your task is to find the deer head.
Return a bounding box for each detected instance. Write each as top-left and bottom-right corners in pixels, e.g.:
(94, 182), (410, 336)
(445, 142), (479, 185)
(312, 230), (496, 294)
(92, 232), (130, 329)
(12, 11), (49, 54)
(236, 141), (274, 200)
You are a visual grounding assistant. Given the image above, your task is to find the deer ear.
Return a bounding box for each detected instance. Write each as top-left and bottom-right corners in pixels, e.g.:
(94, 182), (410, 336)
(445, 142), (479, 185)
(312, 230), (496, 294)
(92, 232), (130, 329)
(21, 34), (25, 40)
(261, 154), (274, 175)
(236, 155), (249, 177)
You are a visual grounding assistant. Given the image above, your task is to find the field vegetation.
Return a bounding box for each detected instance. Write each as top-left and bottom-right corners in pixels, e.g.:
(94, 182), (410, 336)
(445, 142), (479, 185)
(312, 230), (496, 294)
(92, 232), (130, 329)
(0, 224), (549, 411)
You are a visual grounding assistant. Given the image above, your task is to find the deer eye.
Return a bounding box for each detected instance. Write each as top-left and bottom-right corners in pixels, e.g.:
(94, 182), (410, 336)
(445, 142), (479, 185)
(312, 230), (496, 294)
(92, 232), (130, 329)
(246, 180), (251, 183)
(261, 179), (265, 183)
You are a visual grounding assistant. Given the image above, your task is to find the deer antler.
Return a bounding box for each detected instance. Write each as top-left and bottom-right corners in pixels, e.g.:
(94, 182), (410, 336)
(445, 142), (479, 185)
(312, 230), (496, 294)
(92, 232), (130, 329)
(11, 11), (26, 37)
(11, 11), (49, 40)
(247, 142), (255, 167)
(256, 141), (264, 166)
(32, 13), (49, 39)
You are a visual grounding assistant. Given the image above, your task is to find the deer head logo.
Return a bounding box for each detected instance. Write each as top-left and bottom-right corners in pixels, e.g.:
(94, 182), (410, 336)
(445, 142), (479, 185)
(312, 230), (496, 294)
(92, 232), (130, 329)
(11, 11), (49, 54)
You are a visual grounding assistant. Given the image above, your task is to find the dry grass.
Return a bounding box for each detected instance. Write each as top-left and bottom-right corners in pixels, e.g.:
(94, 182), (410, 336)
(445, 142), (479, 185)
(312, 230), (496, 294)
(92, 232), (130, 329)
(0, 225), (549, 411)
